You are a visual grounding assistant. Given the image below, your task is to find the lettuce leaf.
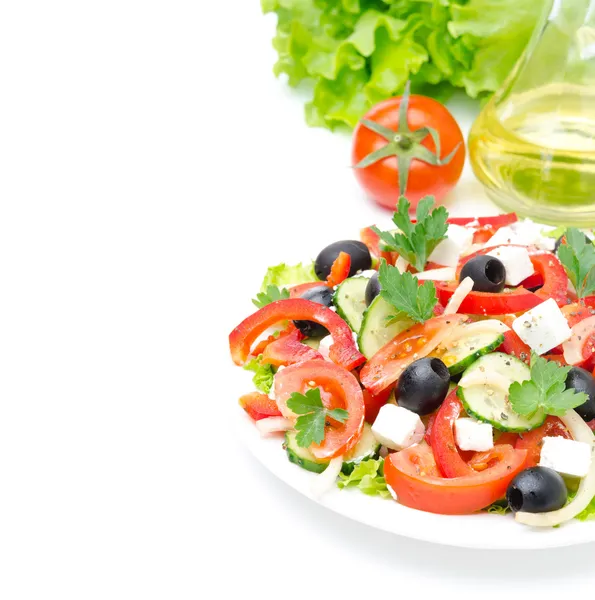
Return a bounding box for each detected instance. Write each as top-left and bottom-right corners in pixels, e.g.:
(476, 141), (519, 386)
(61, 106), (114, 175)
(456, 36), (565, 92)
(262, 0), (544, 129)
(337, 458), (392, 498)
(260, 261), (318, 293)
(244, 355), (276, 394)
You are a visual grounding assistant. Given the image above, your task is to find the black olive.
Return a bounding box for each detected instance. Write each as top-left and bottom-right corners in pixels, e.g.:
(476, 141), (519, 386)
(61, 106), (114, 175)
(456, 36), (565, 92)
(565, 367), (595, 421)
(459, 255), (506, 293)
(293, 285), (334, 337)
(554, 232), (592, 254)
(315, 240), (372, 281)
(396, 358), (450, 415)
(506, 467), (567, 513)
(365, 272), (380, 306)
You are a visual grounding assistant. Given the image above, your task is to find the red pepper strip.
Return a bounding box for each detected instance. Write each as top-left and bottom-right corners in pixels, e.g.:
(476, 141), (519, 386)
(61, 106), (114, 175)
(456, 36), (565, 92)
(430, 389), (477, 478)
(362, 387), (392, 424)
(543, 353), (568, 366)
(529, 252), (568, 307)
(262, 328), (324, 367)
(445, 214), (518, 227)
(498, 330), (531, 364)
(326, 252), (351, 287)
(520, 272), (544, 290)
(360, 226), (393, 263)
(239, 392), (282, 421)
(229, 298), (365, 370)
(435, 281), (541, 315)
(252, 323), (296, 356)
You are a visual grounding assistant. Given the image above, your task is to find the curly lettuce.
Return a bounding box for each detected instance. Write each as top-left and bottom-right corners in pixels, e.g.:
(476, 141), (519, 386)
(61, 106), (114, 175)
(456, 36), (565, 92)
(262, 0), (545, 129)
(259, 261), (318, 293)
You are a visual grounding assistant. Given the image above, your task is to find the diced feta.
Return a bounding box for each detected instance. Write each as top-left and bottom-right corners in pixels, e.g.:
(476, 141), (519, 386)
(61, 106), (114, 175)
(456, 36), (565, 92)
(485, 226), (519, 247)
(512, 298), (572, 355)
(539, 436), (592, 478)
(454, 418), (494, 452)
(354, 269), (377, 278)
(318, 335), (333, 360)
(371, 404), (425, 451)
(485, 220), (556, 251)
(428, 224), (474, 267)
(486, 246), (535, 286)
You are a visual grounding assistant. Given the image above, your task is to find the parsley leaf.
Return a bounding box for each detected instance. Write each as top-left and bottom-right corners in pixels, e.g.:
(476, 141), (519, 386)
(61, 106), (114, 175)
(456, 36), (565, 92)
(378, 259), (437, 323)
(286, 388), (348, 448)
(243, 355), (276, 394)
(557, 228), (595, 298)
(252, 284), (290, 308)
(371, 196), (448, 272)
(337, 459), (391, 499)
(508, 353), (588, 418)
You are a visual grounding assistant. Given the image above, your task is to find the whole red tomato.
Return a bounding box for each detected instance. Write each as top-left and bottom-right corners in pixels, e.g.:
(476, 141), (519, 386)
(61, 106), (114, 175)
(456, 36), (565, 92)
(352, 87), (465, 211)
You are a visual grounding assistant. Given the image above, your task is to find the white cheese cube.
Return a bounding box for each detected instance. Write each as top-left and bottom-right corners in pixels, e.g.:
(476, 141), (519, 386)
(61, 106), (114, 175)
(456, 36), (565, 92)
(486, 220), (556, 251)
(512, 298), (571, 355)
(371, 404), (424, 451)
(428, 224), (474, 267)
(317, 335), (333, 360)
(486, 246), (535, 286)
(454, 418), (494, 452)
(485, 226), (519, 247)
(539, 436), (592, 478)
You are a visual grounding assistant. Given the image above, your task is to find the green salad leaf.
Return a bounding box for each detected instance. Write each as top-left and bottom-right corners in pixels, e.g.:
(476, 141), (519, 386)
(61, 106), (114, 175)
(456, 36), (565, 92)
(262, 0), (545, 129)
(337, 458), (391, 499)
(244, 355), (276, 394)
(252, 285), (290, 308)
(259, 262), (318, 293)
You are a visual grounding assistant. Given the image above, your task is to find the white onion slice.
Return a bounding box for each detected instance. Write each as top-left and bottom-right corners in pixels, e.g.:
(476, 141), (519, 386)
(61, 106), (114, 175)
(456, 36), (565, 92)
(415, 267), (456, 282)
(458, 370), (514, 392)
(444, 277), (474, 315)
(255, 417), (293, 436)
(563, 315), (595, 365)
(311, 456), (343, 498)
(515, 410), (595, 527)
(395, 256), (409, 273)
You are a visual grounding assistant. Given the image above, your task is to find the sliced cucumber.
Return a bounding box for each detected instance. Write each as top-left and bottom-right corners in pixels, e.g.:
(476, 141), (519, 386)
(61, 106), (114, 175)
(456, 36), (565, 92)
(284, 423), (380, 475)
(358, 296), (413, 359)
(458, 352), (545, 432)
(333, 277), (369, 334)
(433, 330), (505, 375)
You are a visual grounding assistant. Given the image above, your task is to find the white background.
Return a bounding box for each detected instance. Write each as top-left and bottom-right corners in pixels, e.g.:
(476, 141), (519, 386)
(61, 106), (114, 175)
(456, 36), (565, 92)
(0, 1), (592, 598)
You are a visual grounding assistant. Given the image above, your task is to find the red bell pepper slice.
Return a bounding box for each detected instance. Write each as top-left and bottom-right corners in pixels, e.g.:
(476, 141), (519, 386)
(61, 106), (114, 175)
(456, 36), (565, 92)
(384, 442), (527, 515)
(498, 330), (531, 364)
(430, 389), (477, 477)
(445, 214), (518, 228)
(326, 252), (351, 287)
(360, 314), (468, 395)
(362, 387), (392, 424)
(360, 226), (393, 263)
(529, 252), (568, 307)
(239, 392), (282, 421)
(262, 328), (323, 367)
(229, 298), (365, 371)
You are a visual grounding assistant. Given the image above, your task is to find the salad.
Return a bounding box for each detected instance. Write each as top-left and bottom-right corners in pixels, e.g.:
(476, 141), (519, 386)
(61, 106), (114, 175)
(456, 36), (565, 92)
(228, 197), (595, 527)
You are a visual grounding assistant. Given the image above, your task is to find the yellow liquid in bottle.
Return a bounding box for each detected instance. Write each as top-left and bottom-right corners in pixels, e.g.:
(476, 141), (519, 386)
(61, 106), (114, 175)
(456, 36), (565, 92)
(469, 83), (595, 226)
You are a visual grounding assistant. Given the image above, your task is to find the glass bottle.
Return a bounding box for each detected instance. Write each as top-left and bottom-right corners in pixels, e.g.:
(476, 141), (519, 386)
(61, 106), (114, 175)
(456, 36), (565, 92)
(469, 0), (595, 226)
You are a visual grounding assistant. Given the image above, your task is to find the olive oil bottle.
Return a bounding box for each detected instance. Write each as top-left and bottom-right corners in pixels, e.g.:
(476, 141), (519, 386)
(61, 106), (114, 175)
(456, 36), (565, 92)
(469, 0), (595, 226)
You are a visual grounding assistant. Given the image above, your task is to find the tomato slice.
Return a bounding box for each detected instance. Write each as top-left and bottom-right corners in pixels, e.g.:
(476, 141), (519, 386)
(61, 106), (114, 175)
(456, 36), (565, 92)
(251, 323), (296, 356)
(326, 252), (351, 287)
(262, 329), (323, 367)
(274, 360), (365, 459)
(430, 389), (477, 477)
(515, 416), (571, 467)
(384, 443), (527, 515)
(498, 330), (531, 365)
(229, 298), (365, 371)
(239, 392), (282, 421)
(360, 314), (468, 395)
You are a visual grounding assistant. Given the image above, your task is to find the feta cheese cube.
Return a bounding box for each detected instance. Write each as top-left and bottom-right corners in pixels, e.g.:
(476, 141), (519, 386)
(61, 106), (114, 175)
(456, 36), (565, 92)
(486, 246), (535, 286)
(454, 418), (494, 452)
(371, 404), (425, 451)
(485, 220), (556, 251)
(512, 298), (572, 355)
(318, 335), (333, 360)
(428, 224), (474, 267)
(354, 269), (377, 278)
(539, 436), (592, 478)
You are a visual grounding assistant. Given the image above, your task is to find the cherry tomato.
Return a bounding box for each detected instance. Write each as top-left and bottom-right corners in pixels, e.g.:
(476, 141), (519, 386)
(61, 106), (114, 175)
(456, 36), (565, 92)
(352, 93), (465, 211)
(239, 392), (282, 421)
(261, 329), (323, 367)
(274, 360), (365, 460)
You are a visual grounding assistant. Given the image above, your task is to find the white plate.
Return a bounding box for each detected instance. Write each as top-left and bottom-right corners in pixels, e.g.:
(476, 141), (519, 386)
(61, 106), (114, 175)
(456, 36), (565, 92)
(235, 409), (595, 549)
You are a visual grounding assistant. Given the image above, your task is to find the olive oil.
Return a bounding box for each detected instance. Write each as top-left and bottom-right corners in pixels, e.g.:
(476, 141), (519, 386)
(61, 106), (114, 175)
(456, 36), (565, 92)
(469, 84), (595, 226)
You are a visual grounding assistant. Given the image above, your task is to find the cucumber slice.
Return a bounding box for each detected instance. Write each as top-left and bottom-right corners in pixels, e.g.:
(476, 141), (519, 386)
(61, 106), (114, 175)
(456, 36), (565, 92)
(458, 352), (545, 432)
(434, 331), (505, 375)
(358, 296), (413, 359)
(284, 423), (380, 475)
(333, 277), (369, 334)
